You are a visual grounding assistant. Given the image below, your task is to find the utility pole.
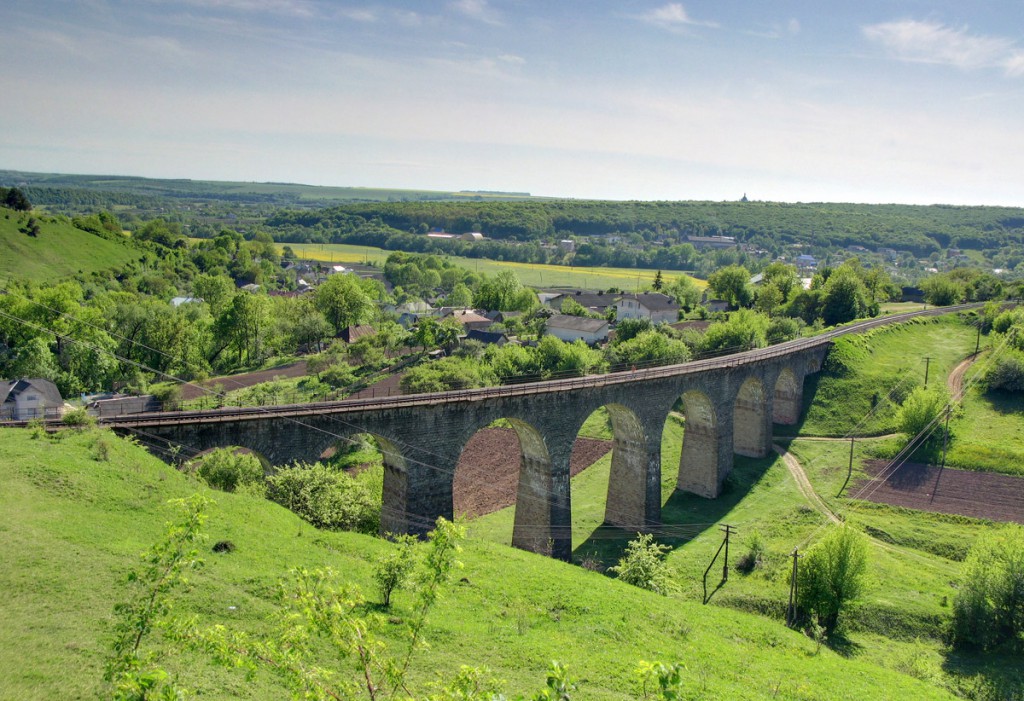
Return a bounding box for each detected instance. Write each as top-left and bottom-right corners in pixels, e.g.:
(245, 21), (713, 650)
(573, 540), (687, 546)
(975, 324), (982, 356)
(923, 356), (932, 387)
(721, 524), (734, 581)
(786, 548), (802, 627)
(941, 405), (951, 469)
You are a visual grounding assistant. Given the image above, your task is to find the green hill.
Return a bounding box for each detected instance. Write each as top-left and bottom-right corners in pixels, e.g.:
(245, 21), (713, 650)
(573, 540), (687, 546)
(0, 426), (959, 700)
(0, 209), (138, 284)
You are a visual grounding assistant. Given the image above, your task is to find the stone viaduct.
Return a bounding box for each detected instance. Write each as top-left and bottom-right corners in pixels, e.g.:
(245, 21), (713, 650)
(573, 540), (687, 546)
(106, 306), (975, 560)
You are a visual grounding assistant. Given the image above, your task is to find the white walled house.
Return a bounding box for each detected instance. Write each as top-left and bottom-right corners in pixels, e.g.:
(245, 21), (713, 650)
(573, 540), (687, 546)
(614, 293), (679, 324)
(1, 378), (64, 420)
(545, 315), (610, 344)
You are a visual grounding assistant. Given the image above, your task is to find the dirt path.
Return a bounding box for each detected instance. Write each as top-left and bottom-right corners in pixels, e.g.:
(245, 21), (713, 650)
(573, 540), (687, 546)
(772, 444), (841, 525)
(772, 443), (960, 573)
(947, 354), (978, 400)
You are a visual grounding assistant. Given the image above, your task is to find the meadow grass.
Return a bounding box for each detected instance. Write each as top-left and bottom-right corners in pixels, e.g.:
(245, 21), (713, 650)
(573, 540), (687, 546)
(0, 212), (137, 285)
(0, 427), (963, 700)
(794, 316), (977, 437)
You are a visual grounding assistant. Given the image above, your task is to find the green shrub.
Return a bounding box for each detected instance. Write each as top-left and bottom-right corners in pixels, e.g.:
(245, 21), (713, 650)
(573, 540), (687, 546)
(984, 350), (1024, 393)
(61, 407), (96, 428)
(798, 526), (868, 633)
(195, 448), (265, 493)
(896, 386), (951, 439)
(608, 533), (674, 595)
(951, 524), (1024, 650)
(265, 462), (380, 534)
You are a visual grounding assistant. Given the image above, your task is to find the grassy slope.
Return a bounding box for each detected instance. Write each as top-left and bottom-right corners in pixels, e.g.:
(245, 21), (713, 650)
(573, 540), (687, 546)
(0, 427), (956, 700)
(796, 316), (976, 437)
(469, 316), (1022, 696)
(0, 210), (138, 284)
(278, 242), (706, 291)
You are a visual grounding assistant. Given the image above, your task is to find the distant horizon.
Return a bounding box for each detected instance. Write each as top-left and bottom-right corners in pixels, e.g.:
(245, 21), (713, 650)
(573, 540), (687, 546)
(4, 166), (1022, 210)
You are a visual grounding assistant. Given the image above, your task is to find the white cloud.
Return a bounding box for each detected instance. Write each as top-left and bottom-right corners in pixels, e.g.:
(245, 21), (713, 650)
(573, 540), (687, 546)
(638, 3), (718, 32)
(449, 0), (502, 26)
(169, 0), (317, 18)
(338, 7), (376, 23)
(863, 20), (1024, 77)
(498, 53), (525, 66)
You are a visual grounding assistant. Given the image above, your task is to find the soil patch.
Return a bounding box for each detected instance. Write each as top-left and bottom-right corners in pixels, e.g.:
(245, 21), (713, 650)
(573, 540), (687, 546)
(180, 361), (308, 401)
(853, 459), (1024, 524)
(454, 427), (613, 518)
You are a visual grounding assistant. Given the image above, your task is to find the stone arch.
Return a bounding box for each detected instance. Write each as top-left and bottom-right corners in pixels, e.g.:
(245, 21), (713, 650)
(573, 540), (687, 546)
(571, 403), (651, 531)
(312, 431), (410, 536)
(772, 367), (801, 425)
(733, 376), (769, 457)
(454, 417), (559, 556)
(676, 390), (720, 497)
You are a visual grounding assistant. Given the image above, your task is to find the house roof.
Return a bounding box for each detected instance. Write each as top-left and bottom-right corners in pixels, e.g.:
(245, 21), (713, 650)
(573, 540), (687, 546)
(546, 314), (609, 334)
(448, 310), (491, 325)
(340, 325), (376, 343)
(616, 293), (679, 312)
(464, 329), (509, 345)
(1, 378), (63, 407)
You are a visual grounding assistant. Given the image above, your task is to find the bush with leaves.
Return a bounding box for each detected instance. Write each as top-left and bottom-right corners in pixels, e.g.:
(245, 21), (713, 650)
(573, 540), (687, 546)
(265, 461), (380, 534)
(896, 386), (951, 440)
(951, 524), (1024, 651)
(984, 350), (1024, 393)
(608, 533), (675, 595)
(374, 534), (418, 608)
(105, 495), (210, 700)
(194, 447), (265, 494)
(798, 525), (868, 633)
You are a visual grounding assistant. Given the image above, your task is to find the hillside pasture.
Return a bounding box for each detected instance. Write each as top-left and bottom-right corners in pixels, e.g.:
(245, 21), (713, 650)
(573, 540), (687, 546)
(0, 211), (138, 284)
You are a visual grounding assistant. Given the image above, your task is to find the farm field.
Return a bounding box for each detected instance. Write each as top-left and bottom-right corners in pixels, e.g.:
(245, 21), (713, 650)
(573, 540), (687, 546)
(278, 242), (705, 290)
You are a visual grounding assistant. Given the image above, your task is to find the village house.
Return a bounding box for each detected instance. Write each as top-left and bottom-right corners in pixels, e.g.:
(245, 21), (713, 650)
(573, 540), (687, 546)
(1, 378), (64, 421)
(545, 315), (610, 344)
(614, 293), (679, 324)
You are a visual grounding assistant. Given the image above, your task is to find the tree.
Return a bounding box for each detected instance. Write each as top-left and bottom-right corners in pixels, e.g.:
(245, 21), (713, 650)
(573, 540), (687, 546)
(701, 309), (769, 354)
(3, 187), (32, 211)
(216, 292), (271, 366)
(798, 526), (868, 633)
(707, 265), (752, 308)
(608, 533), (674, 595)
(606, 330), (691, 368)
(314, 274), (374, 335)
(652, 270), (664, 291)
(664, 275), (700, 311)
(951, 524), (1024, 650)
(820, 265), (869, 326)
(921, 275), (965, 306)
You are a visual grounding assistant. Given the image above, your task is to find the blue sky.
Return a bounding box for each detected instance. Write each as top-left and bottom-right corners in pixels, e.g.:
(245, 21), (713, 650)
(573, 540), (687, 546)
(2, 1), (1023, 205)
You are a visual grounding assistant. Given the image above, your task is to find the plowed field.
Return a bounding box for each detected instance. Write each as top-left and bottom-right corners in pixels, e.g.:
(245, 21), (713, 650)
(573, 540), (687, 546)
(454, 427), (612, 517)
(853, 459), (1024, 524)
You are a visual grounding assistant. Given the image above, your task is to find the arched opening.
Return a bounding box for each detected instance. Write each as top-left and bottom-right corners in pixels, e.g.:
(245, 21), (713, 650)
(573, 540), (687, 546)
(773, 368), (801, 425)
(454, 418), (557, 555)
(569, 405), (647, 557)
(670, 390), (720, 498)
(734, 376), (768, 458)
